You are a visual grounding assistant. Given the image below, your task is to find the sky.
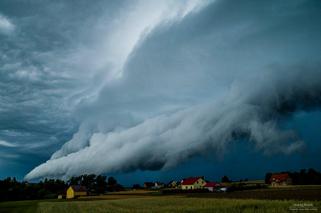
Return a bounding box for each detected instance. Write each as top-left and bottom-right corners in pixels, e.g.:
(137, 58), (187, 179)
(0, 0), (321, 185)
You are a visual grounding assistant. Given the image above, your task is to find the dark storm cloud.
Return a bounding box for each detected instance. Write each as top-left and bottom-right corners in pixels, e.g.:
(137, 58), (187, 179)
(24, 0), (321, 179)
(1, 0), (211, 177)
(0, 0), (320, 180)
(26, 63), (321, 179)
(0, 0), (127, 169)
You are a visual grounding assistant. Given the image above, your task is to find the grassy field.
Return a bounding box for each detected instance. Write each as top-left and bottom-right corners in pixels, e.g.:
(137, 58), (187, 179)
(37, 197), (320, 213)
(187, 185), (321, 200)
(1, 196), (320, 213)
(0, 200), (39, 213)
(1, 187), (321, 213)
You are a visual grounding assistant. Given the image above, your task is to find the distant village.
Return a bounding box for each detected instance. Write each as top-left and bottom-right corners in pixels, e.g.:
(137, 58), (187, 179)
(49, 168), (321, 199)
(1, 168), (321, 201)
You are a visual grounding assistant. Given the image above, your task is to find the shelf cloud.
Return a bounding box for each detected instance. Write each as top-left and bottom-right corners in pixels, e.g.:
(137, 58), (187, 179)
(25, 63), (320, 180)
(1, 0), (320, 180)
(25, 0), (321, 180)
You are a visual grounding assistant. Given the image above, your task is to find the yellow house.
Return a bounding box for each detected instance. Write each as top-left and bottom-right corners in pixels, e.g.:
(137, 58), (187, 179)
(66, 185), (87, 199)
(181, 177), (206, 190)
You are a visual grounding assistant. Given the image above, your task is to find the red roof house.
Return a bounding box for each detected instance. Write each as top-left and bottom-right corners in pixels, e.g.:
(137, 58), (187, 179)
(270, 173), (292, 187)
(204, 182), (219, 187)
(204, 182), (219, 192)
(181, 177), (206, 190)
(181, 177), (203, 185)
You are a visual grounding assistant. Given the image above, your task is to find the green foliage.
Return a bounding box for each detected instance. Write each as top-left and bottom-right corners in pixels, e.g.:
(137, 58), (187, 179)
(0, 174), (122, 201)
(107, 177), (117, 186)
(104, 176), (124, 192)
(0, 177), (67, 201)
(265, 172), (272, 184)
(221, 176), (230, 183)
(95, 175), (107, 194)
(66, 174), (122, 194)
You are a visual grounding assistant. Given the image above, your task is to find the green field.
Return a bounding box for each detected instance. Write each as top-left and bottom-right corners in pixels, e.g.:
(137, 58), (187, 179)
(0, 200), (39, 213)
(1, 187), (321, 213)
(1, 196), (320, 213)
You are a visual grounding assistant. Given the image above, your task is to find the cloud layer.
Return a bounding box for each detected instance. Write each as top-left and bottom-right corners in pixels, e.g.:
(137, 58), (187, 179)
(26, 0), (321, 179)
(0, 0), (320, 180)
(25, 63), (321, 179)
(0, 14), (14, 34)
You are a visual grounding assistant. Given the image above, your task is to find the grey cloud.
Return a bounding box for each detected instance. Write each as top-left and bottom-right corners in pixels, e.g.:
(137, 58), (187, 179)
(25, 64), (320, 179)
(46, 0), (213, 160)
(0, 13), (14, 34)
(1, 0), (320, 179)
(25, 0), (321, 179)
(0, 140), (17, 147)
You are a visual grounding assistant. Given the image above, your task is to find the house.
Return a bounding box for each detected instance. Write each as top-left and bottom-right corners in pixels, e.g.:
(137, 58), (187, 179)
(167, 180), (178, 188)
(66, 185), (87, 199)
(270, 173), (292, 187)
(144, 182), (155, 189)
(181, 176), (206, 190)
(143, 182), (164, 189)
(153, 182), (164, 189)
(204, 182), (220, 192)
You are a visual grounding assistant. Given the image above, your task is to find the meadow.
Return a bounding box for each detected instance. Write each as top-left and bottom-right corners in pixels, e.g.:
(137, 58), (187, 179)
(38, 197), (320, 213)
(1, 188), (321, 213)
(1, 196), (320, 213)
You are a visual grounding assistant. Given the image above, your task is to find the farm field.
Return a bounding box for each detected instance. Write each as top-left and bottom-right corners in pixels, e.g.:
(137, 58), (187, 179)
(187, 185), (321, 200)
(37, 197), (320, 213)
(0, 200), (39, 213)
(1, 186), (321, 213)
(1, 197), (320, 213)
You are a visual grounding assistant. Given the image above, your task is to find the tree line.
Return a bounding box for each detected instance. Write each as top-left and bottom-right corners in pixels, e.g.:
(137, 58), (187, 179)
(0, 174), (123, 201)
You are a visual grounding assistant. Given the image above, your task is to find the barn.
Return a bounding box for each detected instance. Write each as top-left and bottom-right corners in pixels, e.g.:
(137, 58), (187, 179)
(66, 185), (87, 199)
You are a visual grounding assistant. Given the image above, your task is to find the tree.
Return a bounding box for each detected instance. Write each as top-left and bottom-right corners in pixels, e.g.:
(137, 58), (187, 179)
(68, 176), (81, 185)
(0, 177), (67, 201)
(132, 184), (142, 189)
(221, 176), (230, 183)
(107, 177), (117, 186)
(265, 172), (272, 184)
(106, 177), (123, 192)
(95, 175), (107, 194)
(80, 174), (96, 191)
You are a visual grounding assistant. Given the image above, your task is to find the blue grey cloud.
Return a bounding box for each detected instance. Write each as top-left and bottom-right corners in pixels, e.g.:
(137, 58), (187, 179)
(0, 0), (320, 180)
(0, 13), (14, 34)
